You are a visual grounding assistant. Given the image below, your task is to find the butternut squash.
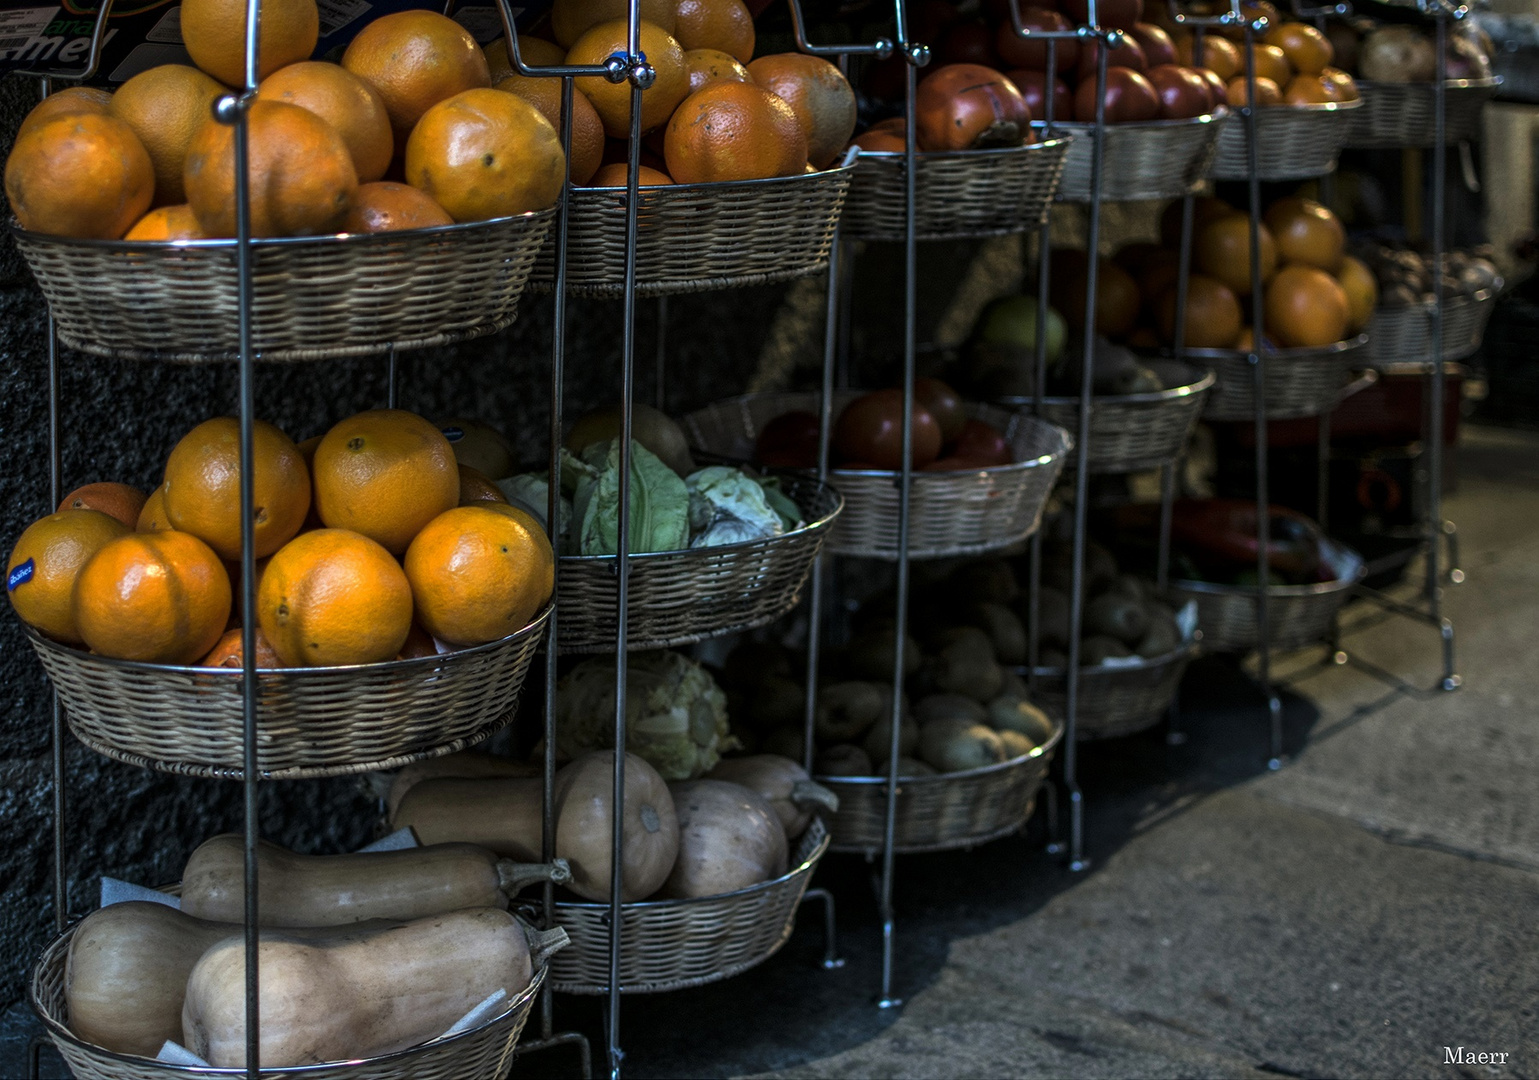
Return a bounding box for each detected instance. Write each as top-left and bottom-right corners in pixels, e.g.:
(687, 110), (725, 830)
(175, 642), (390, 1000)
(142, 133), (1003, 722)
(179, 835), (567, 927)
(392, 776), (545, 860)
(65, 901), (233, 1057)
(706, 754), (839, 837)
(385, 750), (540, 820)
(553, 751), (679, 902)
(664, 780), (788, 898)
(181, 908), (567, 1068)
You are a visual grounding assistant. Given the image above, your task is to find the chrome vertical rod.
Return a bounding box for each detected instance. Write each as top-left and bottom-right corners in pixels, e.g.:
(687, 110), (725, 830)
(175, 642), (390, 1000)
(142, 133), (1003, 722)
(386, 344), (399, 408)
(43, 77), (67, 927)
(1428, 7), (1448, 634)
(802, 232), (841, 776)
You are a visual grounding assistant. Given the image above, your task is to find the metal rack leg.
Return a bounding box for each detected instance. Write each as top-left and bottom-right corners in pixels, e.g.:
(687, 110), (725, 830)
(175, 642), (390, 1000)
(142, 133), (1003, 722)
(1428, 7), (1457, 693)
(386, 344), (399, 409)
(800, 887), (845, 970)
(802, 236), (841, 779)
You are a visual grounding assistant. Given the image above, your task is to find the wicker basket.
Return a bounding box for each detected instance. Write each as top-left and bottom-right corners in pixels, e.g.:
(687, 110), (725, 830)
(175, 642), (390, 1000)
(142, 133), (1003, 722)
(1345, 79), (1500, 148)
(528, 164), (852, 297)
(1023, 643), (1197, 741)
(547, 818), (829, 994)
(1192, 335), (1369, 421)
(997, 360), (1214, 473)
(29, 920), (545, 1079)
(557, 474), (841, 653)
(1363, 289), (1498, 367)
(682, 392), (1071, 560)
(1054, 114), (1225, 202)
(816, 718), (1063, 855)
(838, 138), (1072, 241)
(1172, 538), (1365, 652)
(12, 211), (554, 363)
(24, 607), (548, 781)
(1209, 101), (1360, 181)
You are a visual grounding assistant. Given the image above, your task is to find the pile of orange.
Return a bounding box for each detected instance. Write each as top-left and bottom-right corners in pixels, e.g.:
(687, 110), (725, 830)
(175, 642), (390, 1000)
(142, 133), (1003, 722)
(1063, 193), (1375, 352)
(6, 411), (551, 668)
(1170, 15), (1359, 107)
(3, 0), (567, 240)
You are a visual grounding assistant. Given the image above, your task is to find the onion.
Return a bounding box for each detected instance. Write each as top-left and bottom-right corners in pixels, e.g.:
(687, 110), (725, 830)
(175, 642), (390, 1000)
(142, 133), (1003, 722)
(915, 63), (1032, 152)
(1360, 26), (1435, 84)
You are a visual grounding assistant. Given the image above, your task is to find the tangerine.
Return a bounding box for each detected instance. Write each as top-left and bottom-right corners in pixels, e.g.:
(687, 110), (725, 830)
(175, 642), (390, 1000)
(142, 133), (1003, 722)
(1048, 249), (1141, 339)
(1248, 43), (1292, 88)
(184, 99), (357, 238)
(138, 485), (171, 532)
(586, 162), (674, 186)
(664, 81), (807, 183)
(1155, 274), (1243, 348)
(16, 87), (113, 142)
(1226, 75), (1281, 108)
(342, 181), (453, 233)
(1265, 22), (1332, 75)
(1176, 33), (1240, 80)
(108, 64), (228, 206)
(200, 626), (283, 668)
(569, 19), (689, 137)
(748, 53), (857, 170)
(675, 0), (755, 64)
(458, 464), (508, 506)
(494, 73), (604, 185)
(180, 0), (319, 87)
(342, 10), (492, 142)
(1159, 194), (1232, 247)
(73, 530), (231, 663)
(550, 0), (677, 48)
(1282, 74), (1334, 105)
(256, 61), (394, 182)
(407, 88), (565, 221)
(1264, 196), (1344, 272)
(311, 409), (459, 554)
(125, 204), (205, 240)
(58, 482), (148, 529)
(438, 418), (515, 478)
(163, 417), (312, 560)
(404, 504), (554, 645)
(6, 509), (129, 643)
(683, 48), (752, 94)
(1196, 212), (1277, 296)
(1336, 254), (1378, 333)
(1264, 264), (1349, 347)
(5, 113), (153, 239)
(257, 528), (413, 666)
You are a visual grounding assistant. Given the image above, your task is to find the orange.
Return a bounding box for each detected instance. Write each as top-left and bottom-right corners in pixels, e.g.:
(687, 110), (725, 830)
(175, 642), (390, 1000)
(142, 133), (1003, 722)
(438, 418), (515, 478)
(404, 505), (553, 645)
(1265, 22), (1332, 76)
(1264, 264), (1350, 347)
(748, 53), (857, 170)
(1176, 33), (1240, 80)
(342, 10), (491, 142)
(1235, 325), (1255, 352)
(4, 113), (153, 239)
(1226, 75), (1281, 108)
(343, 181), (453, 233)
(1048, 249), (1140, 339)
(398, 620), (439, 659)
(125, 204), (205, 241)
(684, 49), (752, 95)
(406, 88), (565, 222)
(1134, 249), (1181, 305)
(108, 64), (228, 206)
(1159, 194), (1232, 248)
(1264, 196), (1344, 272)
(6, 509), (129, 643)
(1319, 68), (1359, 102)
(570, 19), (689, 137)
(311, 409), (459, 554)
(1248, 43), (1292, 89)
(180, 0), (319, 87)
(458, 464), (508, 506)
(1282, 74), (1333, 106)
(1336, 255), (1378, 334)
(163, 417), (312, 560)
(495, 73), (605, 185)
(675, 0), (755, 64)
(72, 530), (231, 663)
(664, 81), (807, 183)
(550, 0), (677, 48)
(1196, 212), (1277, 296)
(1155, 274), (1243, 348)
(485, 36), (566, 83)
(16, 87), (113, 142)
(200, 626), (283, 668)
(184, 100), (357, 238)
(257, 528), (413, 666)
(138, 485), (171, 532)
(256, 61), (394, 182)
(586, 162), (674, 186)
(59, 483), (148, 529)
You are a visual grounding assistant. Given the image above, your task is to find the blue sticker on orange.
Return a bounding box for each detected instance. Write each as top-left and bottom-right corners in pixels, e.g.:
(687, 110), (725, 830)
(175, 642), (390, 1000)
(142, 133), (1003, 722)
(8, 558), (35, 592)
(442, 426), (465, 441)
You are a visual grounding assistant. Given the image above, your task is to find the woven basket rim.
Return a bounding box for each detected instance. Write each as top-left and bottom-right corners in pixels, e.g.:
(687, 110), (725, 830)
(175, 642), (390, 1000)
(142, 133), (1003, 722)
(850, 135), (1073, 161)
(1050, 112), (1227, 132)
(1174, 539), (1366, 599)
(1375, 283), (1501, 317)
(1021, 640), (1201, 679)
(1255, 98), (1363, 115)
(1357, 76), (1503, 93)
(10, 207), (556, 252)
(20, 602), (551, 677)
(558, 475), (842, 565)
(571, 157), (856, 197)
(1003, 361), (1216, 407)
(814, 712), (1065, 787)
(28, 926), (547, 1076)
(1178, 332), (1369, 362)
(552, 818), (830, 912)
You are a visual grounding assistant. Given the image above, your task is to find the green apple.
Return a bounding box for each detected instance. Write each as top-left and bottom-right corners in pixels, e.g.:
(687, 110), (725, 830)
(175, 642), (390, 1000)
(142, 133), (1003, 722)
(975, 296), (1068, 363)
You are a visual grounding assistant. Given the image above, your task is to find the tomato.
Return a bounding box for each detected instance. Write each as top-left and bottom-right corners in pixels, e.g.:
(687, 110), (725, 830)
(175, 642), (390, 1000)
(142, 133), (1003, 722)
(755, 410), (821, 469)
(832, 390), (942, 471)
(948, 419), (1013, 466)
(914, 377), (966, 442)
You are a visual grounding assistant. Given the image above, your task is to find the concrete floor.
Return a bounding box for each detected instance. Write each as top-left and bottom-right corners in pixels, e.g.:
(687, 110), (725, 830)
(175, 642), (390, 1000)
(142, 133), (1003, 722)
(6, 424), (1536, 1078)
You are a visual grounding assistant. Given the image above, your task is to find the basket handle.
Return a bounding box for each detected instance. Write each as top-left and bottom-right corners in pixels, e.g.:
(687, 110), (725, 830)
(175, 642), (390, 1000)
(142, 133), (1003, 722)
(497, 859), (572, 895)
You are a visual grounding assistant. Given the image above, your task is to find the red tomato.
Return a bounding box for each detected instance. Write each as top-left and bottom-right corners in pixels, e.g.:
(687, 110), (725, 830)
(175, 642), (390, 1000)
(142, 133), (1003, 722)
(948, 418), (1014, 466)
(755, 410), (821, 469)
(832, 390), (942, 471)
(914, 377), (967, 442)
